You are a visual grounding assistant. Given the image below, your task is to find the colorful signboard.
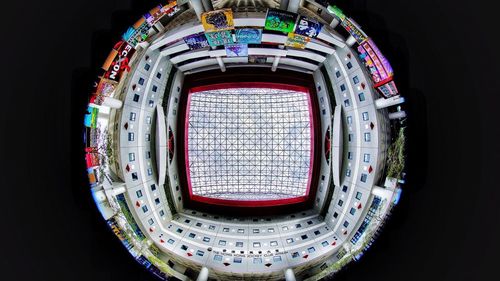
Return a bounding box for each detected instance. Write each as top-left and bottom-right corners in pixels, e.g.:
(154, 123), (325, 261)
(102, 41), (136, 82)
(285, 33), (310, 49)
(357, 38), (393, 83)
(85, 147), (100, 168)
(205, 30), (234, 47)
(90, 78), (117, 105)
(201, 9), (234, 32)
(225, 43), (248, 57)
(294, 16), (323, 38)
(88, 167), (99, 186)
(235, 28), (262, 44)
(327, 5), (346, 21)
(341, 18), (368, 43)
(184, 33), (210, 50)
(264, 8), (297, 33)
(376, 79), (399, 98)
(84, 106), (99, 128)
(123, 17), (151, 47)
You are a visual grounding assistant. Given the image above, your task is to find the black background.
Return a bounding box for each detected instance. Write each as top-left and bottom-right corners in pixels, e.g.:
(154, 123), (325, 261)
(1, 0), (499, 280)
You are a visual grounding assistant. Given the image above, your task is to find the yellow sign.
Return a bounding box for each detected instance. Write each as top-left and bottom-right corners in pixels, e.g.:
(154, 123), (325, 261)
(285, 33), (311, 49)
(201, 9), (234, 32)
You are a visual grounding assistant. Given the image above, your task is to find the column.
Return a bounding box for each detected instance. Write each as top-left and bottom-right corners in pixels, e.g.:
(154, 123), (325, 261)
(280, 0), (290, 10)
(284, 268), (296, 281)
(190, 0), (205, 21)
(287, 0), (301, 13)
(389, 110), (407, 120)
(216, 56), (226, 72)
(345, 35), (357, 47)
(201, 0), (214, 11)
(271, 56), (281, 72)
(196, 267), (209, 281)
(375, 96), (405, 109)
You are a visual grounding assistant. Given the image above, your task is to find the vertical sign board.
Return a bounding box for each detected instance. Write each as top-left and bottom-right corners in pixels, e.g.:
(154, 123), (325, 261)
(235, 28), (262, 44)
(264, 8), (298, 33)
(205, 30), (234, 47)
(201, 9), (234, 32)
(294, 16), (323, 38)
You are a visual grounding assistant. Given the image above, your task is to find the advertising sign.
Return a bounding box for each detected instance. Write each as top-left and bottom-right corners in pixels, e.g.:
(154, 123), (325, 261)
(91, 78), (117, 105)
(358, 38), (393, 83)
(145, 1), (179, 25)
(294, 16), (323, 38)
(201, 9), (234, 32)
(123, 17), (151, 47)
(376, 79), (399, 98)
(205, 30), (234, 47)
(84, 106), (99, 128)
(88, 167), (99, 186)
(341, 18), (368, 43)
(184, 33), (210, 50)
(235, 28), (262, 44)
(264, 8), (297, 33)
(85, 147), (100, 168)
(285, 33), (310, 49)
(327, 5), (346, 21)
(225, 43), (248, 57)
(102, 41), (136, 82)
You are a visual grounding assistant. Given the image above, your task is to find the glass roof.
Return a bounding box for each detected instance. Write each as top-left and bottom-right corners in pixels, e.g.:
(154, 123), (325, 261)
(186, 87), (313, 202)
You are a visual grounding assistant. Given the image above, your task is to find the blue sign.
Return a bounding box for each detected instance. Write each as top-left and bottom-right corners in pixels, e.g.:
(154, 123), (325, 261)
(235, 28), (262, 44)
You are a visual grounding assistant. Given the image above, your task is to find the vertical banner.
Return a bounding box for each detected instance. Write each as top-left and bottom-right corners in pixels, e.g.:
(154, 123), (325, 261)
(264, 8), (297, 33)
(205, 30), (234, 47)
(235, 28), (262, 44)
(201, 9), (234, 32)
(294, 16), (323, 38)
(225, 43), (248, 57)
(285, 33), (310, 49)
(184, 33), (210, 50)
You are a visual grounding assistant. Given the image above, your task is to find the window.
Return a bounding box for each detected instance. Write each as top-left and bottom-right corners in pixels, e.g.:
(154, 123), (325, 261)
(235, 242), (243, 247)
(180, 245), (188, 251)
(286, 238), (294, 244)
(346, 169), (351, 177)
(195, 222), (202, 227)
(295, 223), (302, 228)
(196, 250), (204, 257)
(314, 230), (321, 235)
(146, 134), (151, 141)
(360, 173), (368, 183)
(129, 112), (136, 121)
(128, 132), (134, 141)
(362, 112), (369, 121)
(146, 116), (152, 124)
(268, 228), (275, 233)
(148, 100), (154, 107)
(129, 153), (135, 162)
(148, 218), (154, 225)
(347, 116), (352, 124)
(352, 76), (360, 84)
(184, 219), (191, 223)
(144, 64), (150, 71)
(131, 172), (138, 180)
(159, 210), (165, 217)
(138, 77), (145, 85)
(344, 99), (350, 107)
(342, 185), (348, 192)
(322, 109), (326, 115)
(308, 247), (316, 253)
(335, 71), (341, 78)
(364, 132), (371, 142)
(209, 225), (216, 230)
(237, 229), (244, 233)
(154, 198), (160, 205)
(223, 227), (229, 232)
(301, 234), (308, 240)
(152, 85), (158, 92)
(253, 229), (259, 234)
(141, 205), (148, 213)
(176, 228), (183, 233)
(136, 190), (143, 198)
(253, 242), (261, 248)
(307, 220), (313, 225)
(156, 72), (162, 79)
(273, 256), (282, 262)
(282, 226), (288, 231)
(188, 233), (196, 238)
(147, 168), (153, 176)
(203, 237), (210, 243)
(333, 212), (338, 218)
(167, 239), (175, 244)
(270, 241), (278, 247)
(358, 92), (366, 101)
(363, 153), (370, 163)
(350, 208), (356, 215)
(218, 240), (226, 246)
(356, 192), (362, 200)
(340, 84), (346, 91)
(292, 252), (300, 258)
(214, 255), (223, 261)
(346, 62), (352, 69)
(253, 258), (262, 264)
(347, 152), (353, 160)
(145, 151), (151, 159)
(348, 133), (353, 142)
(343, 221), (349, 227)
(338, 199), (344, 207)
(133, 94), (140, 102)
(150, 184), (156, 191)
(234, 257), (242, 263)
(322, 241), (329, 247)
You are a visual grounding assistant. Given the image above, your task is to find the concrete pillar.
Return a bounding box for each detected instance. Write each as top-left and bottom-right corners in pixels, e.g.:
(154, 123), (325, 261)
(280, 0), (290, 10)
(190, 0), (205, 21)
(375, 96), (405, 109)
(284, 268), (296, 281)
(196, 267), (209, 281)
(153, 22), (164, 32)
(201, 0), (213, 11)
(287, 0), (301, 13)
(389, 110), (407, 120)
(345, 35), (356, 47)
(216, 56), (226, 72)
(330, 18), (340, 28)
(271, 56), (281, 72)
(102, 97), (122, 109)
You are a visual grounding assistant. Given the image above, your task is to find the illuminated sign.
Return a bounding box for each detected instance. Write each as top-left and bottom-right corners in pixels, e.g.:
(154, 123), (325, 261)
(102, 41), (136, 82)
(294, 16), (323, 38)
(201, 9), (234, 32)
(285, 33), (310, 49)
(184, 32), (210, 50)
(341, 18), (368, 43)
(225, 43), (248, 57)
(235, 28), (262, 44)
(205, 30), (234, 47)
(265, 8), (297, 33)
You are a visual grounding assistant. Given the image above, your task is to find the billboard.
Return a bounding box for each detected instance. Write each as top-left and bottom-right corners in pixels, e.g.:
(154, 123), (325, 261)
(102, 41), (136, 83)
(90, 78), (117, 105)
(327, 5), (346, 21)
(264, 8), (297, 33)
(235, 28), (262, 44)
(285, 33), (310, 49)
(225, 43), (248, 57)
(294, 16), (323, 38)
(341, 18), (368, 44)
(201, 9), (234, 32)
(205, 30), (234, 47)
(84, 106), (99, 128)
(358, 38), (393, 83)
(184, 32), (210, 50)
(145, 1), (179, 25)
(376, 79), (399, 98)
(123, 17), (151, 47)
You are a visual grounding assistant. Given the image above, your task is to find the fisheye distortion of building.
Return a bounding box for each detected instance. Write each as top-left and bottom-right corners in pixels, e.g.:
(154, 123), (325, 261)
(83, 0), (407, 280)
